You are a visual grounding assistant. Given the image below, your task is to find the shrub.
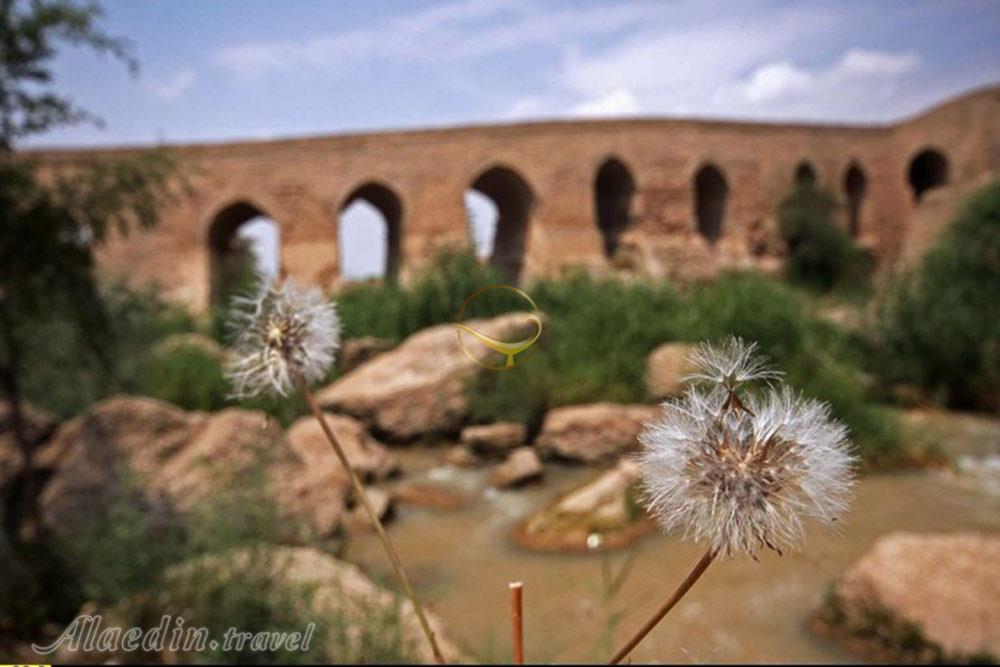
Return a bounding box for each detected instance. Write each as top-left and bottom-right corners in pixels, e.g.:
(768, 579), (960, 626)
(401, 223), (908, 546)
(140, 342), (229, 412)
(468, 270), (900, 466)
(338, 249), (513, 342)
(468, 271), (683, 431)
(9, 466), (413, 664)
(778, 184), (871, 292)
(874, 181), (1000, 410)
(17, 282), (197, 418)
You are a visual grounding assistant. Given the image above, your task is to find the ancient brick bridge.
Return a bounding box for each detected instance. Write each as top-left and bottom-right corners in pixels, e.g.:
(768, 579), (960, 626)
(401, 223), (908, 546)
(34, 85), (1000, 311)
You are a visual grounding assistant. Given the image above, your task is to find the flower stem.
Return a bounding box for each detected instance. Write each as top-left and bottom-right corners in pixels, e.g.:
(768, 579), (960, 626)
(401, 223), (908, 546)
(296, 379), (446, 664)
(608, 548), (715, 665)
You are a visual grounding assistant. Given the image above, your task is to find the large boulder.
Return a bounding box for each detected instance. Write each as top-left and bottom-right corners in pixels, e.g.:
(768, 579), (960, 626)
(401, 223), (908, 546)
(261, 547), (469, 664)
(316, 313), (541, 440)
(513, 458), (652, 552)
(38, 397), (354, 539)
(338, 336), (395, 373)
(536, 403), (659, 463)
(489, 447), (543, 489)
(815, 531), (1000, 662)
(645, 342), (698, 399)
(285, 413), (399, 483)
(0, 402), (57, 488)
(47, 546), (468, 665)
(460, 422), (526, 458)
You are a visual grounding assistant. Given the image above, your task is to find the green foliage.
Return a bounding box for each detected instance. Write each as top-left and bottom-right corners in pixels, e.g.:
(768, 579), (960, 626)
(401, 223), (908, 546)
(337, 249), (513, 341)
(469, 271), (899, 466)
(778, 183), (871, 292)
(140, 343), (229, 412)
(874, 181), (1000, 410)
(15, 283), (196, 418)
(7, 467), (413, 663)
(0, 0), (136, 148)
(209, 237), (264, 330)
(469, 270), (683, 431)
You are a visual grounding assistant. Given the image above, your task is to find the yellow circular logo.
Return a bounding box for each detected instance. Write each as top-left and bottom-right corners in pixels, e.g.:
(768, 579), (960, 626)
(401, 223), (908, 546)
(453, 285), (543, 371)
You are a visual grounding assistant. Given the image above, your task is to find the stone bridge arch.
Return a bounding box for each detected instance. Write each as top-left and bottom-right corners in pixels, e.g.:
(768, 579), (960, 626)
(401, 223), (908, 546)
(337, 180), (404, 282)
(593, 156), (636, 260)
(794, 160), (818, 187)
(206, 198), (282, 307)
(843, 162), (868, 238)
(39, 85), (994, 311)
(466, 163), (535, 282)
(907, 147), (949, 202)
(693, 162), (729, 245)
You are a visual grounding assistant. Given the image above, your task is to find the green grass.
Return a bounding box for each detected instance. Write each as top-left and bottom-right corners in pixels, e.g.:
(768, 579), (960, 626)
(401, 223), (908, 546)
(468, 270), (901, 466)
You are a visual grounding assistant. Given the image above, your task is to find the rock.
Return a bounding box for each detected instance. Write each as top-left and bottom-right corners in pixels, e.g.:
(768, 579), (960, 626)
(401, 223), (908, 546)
(316, 313), (541, 440)
(460, 422), (526, 457)
(53, 546), (468, 664)
(339, 336), (395, 373)
(155, 408), (285, 502)
(489, 447), (543, 489)
(645, 342), (698, 399)
(394, 481), (473, 510)
(285, 413), (398, 483)
(259, 547), (469, 663)
(346, 486), (394, 532)
(816, 531), (1000, 662)
(898, 408), (1000, 460)
(536, 403), (659, 463)
(513, 458), (652, 552)
(38, 396), (358, 540)
(39, 396), (198, 537)
(443, 444), (480, 468)
(0, 402), (58, 487)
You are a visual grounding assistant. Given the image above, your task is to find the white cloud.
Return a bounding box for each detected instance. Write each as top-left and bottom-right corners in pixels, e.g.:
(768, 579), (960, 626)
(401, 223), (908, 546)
(732, 48), (921, 112)
(742, 62), (813, 104)
(837, 49), (919, 76)
(556, 6), (839, 118)
(572, 88), (640, 116)
(148, 70), (196, 100)
(506, 96), (545, 119)
(212, 0), (664, 80)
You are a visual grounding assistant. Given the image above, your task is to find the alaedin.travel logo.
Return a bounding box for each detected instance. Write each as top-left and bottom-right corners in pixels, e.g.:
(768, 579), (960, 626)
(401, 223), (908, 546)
(452, 285), (542, 370)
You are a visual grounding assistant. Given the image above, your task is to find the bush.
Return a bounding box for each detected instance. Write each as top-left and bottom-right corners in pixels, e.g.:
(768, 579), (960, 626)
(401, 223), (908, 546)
(140, 342), (229, 412)
(7, 465), (413, 664)
(338, 249), (514, 342)
(874, 181), (1000, 410)
(468, 271), (683, 431)
(778, 184), (871, 292)
(466, 270), (899, 465)
(18, 282), (197, 418)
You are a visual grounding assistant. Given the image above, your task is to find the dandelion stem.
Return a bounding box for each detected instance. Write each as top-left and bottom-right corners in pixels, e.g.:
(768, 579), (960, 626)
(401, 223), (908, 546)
(510, 581), (524, 664)
(608, 548), (715, 665)
(296, 378), (446, 664)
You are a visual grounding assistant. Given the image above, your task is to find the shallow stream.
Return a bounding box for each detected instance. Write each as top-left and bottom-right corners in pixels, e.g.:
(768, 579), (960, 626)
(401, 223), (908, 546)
(346, 448), (1000, 663)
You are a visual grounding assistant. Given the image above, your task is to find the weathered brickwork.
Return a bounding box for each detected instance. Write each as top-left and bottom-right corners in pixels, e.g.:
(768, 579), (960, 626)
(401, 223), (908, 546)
(29, 86), (1000, 312)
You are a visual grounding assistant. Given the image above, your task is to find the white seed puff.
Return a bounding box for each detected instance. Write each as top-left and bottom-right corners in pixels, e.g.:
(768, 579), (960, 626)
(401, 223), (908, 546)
(638, 338), (856, 558)
(224, 279), (341, 398)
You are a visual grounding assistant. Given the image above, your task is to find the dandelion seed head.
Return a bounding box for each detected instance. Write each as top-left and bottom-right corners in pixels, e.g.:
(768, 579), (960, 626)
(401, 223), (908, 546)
(639, 342), (855, 558)
(685, 336), (782, 390)
(224, 279), (340, 398)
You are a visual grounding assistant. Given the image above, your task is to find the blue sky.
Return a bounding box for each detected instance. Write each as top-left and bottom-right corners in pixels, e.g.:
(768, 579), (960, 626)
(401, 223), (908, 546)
(30, 0), (1000, 149)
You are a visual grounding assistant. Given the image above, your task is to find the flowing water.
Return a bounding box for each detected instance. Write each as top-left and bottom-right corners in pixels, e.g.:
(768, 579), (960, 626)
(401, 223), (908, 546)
(345, 448), (1000, 664)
